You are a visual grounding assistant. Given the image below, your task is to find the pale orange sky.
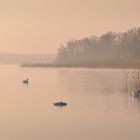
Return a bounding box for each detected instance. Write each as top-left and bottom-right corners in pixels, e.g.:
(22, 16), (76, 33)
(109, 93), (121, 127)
(0, 0), (140, 54)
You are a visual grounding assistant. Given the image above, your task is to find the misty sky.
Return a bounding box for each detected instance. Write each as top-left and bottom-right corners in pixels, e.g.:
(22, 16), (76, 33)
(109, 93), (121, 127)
(0, 0), (140, 54)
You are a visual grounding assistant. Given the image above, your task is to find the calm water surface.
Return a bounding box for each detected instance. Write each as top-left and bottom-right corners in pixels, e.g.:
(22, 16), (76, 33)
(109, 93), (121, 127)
(0, 65), (140, 140)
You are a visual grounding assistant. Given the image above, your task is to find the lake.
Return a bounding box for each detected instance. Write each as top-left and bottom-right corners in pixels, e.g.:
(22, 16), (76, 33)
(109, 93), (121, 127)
(0, 65), (140, 140)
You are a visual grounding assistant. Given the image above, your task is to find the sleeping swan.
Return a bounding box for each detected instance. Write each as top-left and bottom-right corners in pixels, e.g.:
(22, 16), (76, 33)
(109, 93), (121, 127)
(54, 101), (67, 107)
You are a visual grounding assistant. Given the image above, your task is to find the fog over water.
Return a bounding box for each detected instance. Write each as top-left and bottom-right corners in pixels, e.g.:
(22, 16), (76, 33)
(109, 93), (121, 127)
(0, 0), (140, 139)
(0, 65), (140, 140)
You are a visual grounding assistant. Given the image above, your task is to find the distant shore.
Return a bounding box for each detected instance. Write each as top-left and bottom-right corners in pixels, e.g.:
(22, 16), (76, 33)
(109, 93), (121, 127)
(21, 60), (140, 69)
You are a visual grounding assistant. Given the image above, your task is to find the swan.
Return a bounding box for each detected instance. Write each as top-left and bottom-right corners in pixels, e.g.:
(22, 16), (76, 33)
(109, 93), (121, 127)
(22, 78), (29, 84)
(131, 90), (140, 97)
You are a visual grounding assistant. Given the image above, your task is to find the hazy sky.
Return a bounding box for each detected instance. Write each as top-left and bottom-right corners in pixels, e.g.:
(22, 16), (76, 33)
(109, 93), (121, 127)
(0, 0), (140, 54)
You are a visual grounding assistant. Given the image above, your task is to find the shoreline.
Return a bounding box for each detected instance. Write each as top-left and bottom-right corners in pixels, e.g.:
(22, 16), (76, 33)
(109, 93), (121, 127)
(20, 60), (140, 69)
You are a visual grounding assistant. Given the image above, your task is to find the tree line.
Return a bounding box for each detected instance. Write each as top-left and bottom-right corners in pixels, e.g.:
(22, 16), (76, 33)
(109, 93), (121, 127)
(56, 27), (140, 65)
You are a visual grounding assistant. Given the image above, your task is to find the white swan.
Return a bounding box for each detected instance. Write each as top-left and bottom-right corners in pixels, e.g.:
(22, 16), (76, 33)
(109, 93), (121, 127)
(22, 78), (29, 84)
(131, 90), (140, 97)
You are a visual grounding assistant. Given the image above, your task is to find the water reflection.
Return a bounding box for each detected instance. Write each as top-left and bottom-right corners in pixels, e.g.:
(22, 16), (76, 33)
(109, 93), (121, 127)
(123, 70), (140, 97)
(22, 81), (29, 88)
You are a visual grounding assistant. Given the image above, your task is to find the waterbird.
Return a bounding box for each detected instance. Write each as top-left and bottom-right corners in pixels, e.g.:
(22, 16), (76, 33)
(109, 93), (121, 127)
(131, 90), (140, 97)
(54, 101), (67, 107)
(22, 78), (29, 84)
